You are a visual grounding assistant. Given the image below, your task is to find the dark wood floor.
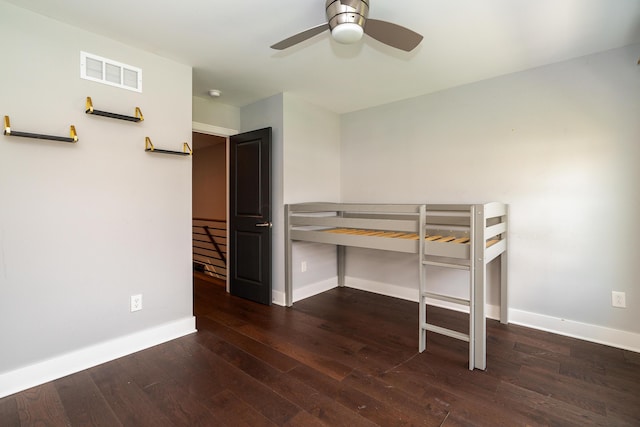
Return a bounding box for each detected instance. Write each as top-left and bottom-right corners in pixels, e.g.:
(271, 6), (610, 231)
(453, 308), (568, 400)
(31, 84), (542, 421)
(2, 277), (639, 426)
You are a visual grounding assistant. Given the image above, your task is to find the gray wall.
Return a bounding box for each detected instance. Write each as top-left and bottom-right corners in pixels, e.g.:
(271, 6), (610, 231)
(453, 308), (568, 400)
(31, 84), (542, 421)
(340, 45), (640, 337)
(0, 2), (193, 375)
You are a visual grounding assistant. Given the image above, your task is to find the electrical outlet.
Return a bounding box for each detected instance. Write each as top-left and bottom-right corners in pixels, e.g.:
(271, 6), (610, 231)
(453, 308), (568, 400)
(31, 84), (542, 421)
(301, 261), (307, 273)
(130, 294), (142, 312)
(612, 291), (626, 308)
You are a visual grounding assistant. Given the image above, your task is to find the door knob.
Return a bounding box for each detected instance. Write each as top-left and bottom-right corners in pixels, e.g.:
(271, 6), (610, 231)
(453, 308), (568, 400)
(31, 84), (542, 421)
(255, 222), (272, 228)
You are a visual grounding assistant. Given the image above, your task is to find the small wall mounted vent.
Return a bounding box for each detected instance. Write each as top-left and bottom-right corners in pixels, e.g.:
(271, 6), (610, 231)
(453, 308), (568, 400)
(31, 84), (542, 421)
(80, 51), (142, 93)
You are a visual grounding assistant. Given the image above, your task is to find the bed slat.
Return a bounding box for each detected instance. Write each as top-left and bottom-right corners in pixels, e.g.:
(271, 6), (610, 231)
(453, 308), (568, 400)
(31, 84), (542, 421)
(290, 216), (418, 232)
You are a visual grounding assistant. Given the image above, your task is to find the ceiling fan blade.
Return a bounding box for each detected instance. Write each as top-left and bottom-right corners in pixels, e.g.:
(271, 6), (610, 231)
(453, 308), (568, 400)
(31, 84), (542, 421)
(270, 23), (329, 50)
(364, 19), (423, 52)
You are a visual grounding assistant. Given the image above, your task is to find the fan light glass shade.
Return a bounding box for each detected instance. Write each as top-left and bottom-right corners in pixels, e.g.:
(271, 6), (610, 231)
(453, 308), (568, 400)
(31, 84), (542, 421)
(331, 23), (364, 44)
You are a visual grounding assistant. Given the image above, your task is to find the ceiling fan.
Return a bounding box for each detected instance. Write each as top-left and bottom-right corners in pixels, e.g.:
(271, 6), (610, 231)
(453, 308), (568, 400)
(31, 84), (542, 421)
(271, 0), (423, 52)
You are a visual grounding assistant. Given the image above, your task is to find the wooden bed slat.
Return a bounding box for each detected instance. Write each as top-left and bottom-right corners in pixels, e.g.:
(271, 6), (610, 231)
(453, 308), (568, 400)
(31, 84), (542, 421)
(486, 239), (500, 247)
(321, 228), (499, 249)
(453, 237), (470, 244)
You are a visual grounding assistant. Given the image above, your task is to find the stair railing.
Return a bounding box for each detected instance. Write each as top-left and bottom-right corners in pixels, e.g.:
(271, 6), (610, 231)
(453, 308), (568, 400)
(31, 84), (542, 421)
(192, 217), (227, 280)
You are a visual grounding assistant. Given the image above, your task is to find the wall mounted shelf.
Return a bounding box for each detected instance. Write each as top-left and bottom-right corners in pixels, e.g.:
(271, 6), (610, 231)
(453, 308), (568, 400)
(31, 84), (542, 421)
(3, 116), (78, 143)
(85, 97), (143, 122)
(145, 137), (192, 156)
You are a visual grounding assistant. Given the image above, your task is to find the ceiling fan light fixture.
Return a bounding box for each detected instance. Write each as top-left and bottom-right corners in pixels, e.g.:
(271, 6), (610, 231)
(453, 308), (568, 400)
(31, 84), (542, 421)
(270, 0), (423, 52)
(331, 23), (364, 44)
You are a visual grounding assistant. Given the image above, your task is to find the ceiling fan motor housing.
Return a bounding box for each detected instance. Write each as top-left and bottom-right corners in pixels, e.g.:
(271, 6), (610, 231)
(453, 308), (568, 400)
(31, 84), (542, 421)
(325, 0), (369, 30)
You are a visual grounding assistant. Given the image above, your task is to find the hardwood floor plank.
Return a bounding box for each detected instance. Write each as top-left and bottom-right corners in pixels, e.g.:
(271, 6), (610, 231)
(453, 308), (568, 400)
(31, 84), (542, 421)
(209, 389), (279, 427)
(54, 371), (122, 427)
(14, 382), (70, 427)
(89, 360), (175, 427)
(0, 395), (20, 427)
(191, 337), (303, 425)
(380, 358), (530, 426)
(232, 321), (356, 381)
(158, 335), (302, 425)
(269, 370), (379, 426)
(518, 365), (640, 425)
(343, 369), (449, 425)
(196, 329), (284, 383)
(197, 315), (300, 373)
(144, 336), (229, 399)
(119, 348), (226, 426)
(496, 380), (612, 426)
(487, 334), (561, 376)
(283, 410), (327, 427)
(514, 365), (607, 415)
(623, 349), (640, 365)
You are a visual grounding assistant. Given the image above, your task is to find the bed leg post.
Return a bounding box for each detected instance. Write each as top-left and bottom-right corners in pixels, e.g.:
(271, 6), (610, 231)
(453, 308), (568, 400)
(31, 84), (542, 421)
(500, 205), (509, 324)
(418, 205), (426, 353)
(473, 205), (487, 371)
(337, 245), (345, 287)
(500, 250), (508, 324)
(285, 204), (293, 307)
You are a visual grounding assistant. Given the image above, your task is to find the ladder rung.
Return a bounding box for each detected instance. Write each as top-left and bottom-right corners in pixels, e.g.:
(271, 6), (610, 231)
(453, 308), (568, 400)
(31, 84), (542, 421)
(422, 323), (470, 342)
(423, 292), (470, 306)
(422, 260), (469, 270)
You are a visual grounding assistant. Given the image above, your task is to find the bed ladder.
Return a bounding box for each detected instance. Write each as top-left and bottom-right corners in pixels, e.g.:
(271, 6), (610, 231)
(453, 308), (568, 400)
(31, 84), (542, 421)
(418, 205), (477, 371)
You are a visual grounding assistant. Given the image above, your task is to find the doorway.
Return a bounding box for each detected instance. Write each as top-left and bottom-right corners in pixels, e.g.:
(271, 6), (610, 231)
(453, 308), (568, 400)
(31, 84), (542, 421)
(192, 130), (228, 289)
(191, 124), (273, 305)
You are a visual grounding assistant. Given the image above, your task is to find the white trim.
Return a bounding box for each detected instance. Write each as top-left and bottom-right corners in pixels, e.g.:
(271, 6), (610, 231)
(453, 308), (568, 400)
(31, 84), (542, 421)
(346, 276), (418, 302)
(192, 121), (237, 137)
(293, 279), (338, 303)
(0, 317), (196, 399)
(272, 289), (286, 306)
(191, 120), (234, 293)
(509, 309), (640, 353)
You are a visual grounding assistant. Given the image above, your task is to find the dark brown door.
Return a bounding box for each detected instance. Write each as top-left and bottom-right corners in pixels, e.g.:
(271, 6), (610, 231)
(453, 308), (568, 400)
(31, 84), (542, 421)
(229, 128), (272, 305)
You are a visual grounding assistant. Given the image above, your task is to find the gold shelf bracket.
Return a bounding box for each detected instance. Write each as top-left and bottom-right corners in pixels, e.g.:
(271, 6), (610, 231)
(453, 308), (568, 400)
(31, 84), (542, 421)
(86, 96), (143, 122)
(145, 137), (192, 156)
(145, 136), (155, 151)
(3, 115), (77, 143)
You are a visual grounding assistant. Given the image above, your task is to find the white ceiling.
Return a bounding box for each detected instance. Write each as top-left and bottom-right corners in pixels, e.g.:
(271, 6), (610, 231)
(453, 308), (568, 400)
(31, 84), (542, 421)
(6, 0), (640, 114)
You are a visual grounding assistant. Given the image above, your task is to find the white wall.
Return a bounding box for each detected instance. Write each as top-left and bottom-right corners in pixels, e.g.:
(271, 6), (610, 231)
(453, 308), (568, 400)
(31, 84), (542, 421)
(340, 45), (640, 344)
(192, 96), (240, 131)
(0, 2), (194, 392)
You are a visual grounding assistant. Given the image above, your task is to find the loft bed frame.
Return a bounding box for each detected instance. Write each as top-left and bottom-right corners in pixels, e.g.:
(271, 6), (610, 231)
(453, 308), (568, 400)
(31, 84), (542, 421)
(284, 202), (508, 370)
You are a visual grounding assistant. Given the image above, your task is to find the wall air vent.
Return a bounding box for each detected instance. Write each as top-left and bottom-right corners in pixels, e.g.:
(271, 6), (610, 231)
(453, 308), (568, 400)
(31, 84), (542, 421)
(80, 51), (142, 93)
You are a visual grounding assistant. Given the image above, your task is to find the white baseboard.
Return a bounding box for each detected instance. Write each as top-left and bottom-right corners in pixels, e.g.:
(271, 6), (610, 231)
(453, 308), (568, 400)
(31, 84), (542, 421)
(509, 309), (640, 353)
(293, 279), (338, 303)
(344, 277), (640, 353)
(271, 279), (339, 306)
(346, 277), (418, 303)
(272, 289), (286, 306)
(0, 316), (196, 399)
